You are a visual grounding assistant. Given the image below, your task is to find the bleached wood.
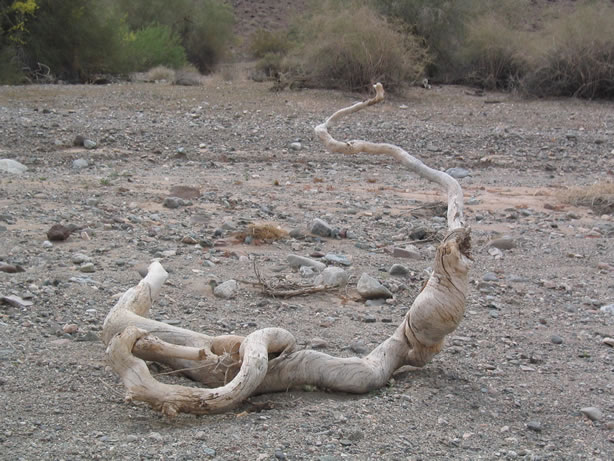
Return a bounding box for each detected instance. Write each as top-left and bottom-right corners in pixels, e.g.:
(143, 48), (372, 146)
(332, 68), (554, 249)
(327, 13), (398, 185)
(315, 83), (465, 230)
(102, 84), (472, 416)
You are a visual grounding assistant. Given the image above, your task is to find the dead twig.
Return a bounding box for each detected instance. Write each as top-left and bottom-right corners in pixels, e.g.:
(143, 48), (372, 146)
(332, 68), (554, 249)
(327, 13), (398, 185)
(249, 261), (340, 298)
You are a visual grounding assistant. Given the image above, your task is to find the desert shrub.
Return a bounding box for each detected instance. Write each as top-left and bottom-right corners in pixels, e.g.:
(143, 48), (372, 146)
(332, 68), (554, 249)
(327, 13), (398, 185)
(249, 30), (291, 59)
(254, 52), (285, 78)
(287, 2), (428, 92)
(460, 14), (528, 90)
(248, 30), (292, 78)
(522, 3), (614, 99)
(372, 0), (480, 80)
(126, 24), (187, 71)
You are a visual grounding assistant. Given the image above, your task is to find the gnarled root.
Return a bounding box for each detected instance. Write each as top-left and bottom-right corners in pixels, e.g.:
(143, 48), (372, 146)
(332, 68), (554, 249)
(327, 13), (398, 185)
(107, 325), (295, 417)
(404, 228), (472, 366)
(102, 83), (472, 417)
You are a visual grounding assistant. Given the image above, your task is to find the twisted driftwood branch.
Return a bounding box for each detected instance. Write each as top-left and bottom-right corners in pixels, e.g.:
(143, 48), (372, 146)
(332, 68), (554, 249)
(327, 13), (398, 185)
(102, 84), (472, 417)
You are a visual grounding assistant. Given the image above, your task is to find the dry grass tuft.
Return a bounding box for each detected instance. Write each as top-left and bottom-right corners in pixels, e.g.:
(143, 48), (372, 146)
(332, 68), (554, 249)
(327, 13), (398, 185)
(563, 182), (614, 215)
(144, 66), (176, 83)
(235, 223), (289, 242)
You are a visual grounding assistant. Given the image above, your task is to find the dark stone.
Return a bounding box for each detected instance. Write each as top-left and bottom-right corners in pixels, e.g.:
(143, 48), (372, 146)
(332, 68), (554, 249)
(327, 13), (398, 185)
(0, 263), (25, 273)
(47, 224), (72, 241)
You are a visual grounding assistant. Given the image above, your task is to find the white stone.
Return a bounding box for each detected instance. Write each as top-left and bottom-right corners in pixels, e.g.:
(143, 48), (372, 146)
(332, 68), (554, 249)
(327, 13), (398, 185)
(214, 280), (239, 299)
(315, 267), (348, 287)
(0, 159), (28, 174)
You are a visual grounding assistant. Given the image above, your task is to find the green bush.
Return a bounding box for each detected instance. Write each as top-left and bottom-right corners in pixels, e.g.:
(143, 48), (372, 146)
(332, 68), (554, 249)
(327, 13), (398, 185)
(522, 3), (614, 99)
(23, 0), (128, 81)
(116, 0), (234, 73)
(126, 24), (187, 71)
(287, 2), (428, 92)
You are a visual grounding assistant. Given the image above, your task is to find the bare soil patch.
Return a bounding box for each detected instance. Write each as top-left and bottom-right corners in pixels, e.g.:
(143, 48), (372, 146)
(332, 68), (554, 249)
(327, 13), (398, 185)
(0, 77), (613, 460)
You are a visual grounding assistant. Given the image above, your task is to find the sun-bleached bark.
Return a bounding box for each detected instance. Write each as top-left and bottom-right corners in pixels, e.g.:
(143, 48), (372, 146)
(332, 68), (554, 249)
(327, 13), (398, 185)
(103, 84), (472, 417)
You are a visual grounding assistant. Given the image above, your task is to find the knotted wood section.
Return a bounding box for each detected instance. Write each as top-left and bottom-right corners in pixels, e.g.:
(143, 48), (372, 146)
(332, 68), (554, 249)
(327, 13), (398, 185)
(103, 83), (472, 417)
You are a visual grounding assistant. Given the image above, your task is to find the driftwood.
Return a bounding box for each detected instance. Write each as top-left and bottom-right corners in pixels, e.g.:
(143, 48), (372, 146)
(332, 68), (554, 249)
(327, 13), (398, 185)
(102, 83), (472, 417)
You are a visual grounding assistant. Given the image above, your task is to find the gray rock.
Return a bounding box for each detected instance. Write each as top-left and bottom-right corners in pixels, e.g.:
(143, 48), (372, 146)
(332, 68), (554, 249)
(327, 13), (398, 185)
(489, 238), (517, 250)
(0, 159), (28, 174)
(289, 228), (308, 239)
(409, 227), (428, 241)
(357, 273), (393, 299)
(362, 314), (377, 323)
(483, 272), (498, 282)
(392, 246), (421, 259)
(148, 431), (163, 442)
(526, 421), (542, 432)
(213, 280), (238, 299)
(299, 266), (317, 278)
(83, 139), (97, 149)
(71, 253), (91, 264)
(365, 299), (386, 307)
(323, 253), (351, 266)
(311, 218), (333, 237)
(163, 197), (181, 208)
(314, 267), (348, 287)
(287, 254), (326, 272)
(42, 240), (53, 248)
(580, 407), (602, 422)
(75, 331), (99, 342)
(445, 167), (471, 179)
(350, 339), (368, 355)
(389, 264), (409, 276)
(348, 430), (364, 441)
(1, 295), (33, 308)
(600, 304), (614, 315)
(79, 262), (96, 273)
(289, 142), (302, 151)
(550, 335), (563, 344)
(72, 158), (89, 169)
(202, 447), (216, 457)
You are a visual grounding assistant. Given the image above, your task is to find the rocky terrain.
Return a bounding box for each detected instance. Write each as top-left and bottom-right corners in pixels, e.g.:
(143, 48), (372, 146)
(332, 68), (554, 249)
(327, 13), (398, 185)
(0, 75), (613, 460)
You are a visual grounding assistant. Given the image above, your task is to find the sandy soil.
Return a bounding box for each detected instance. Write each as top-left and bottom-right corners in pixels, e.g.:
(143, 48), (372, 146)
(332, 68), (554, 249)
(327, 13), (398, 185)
(0, 74), (613, 460)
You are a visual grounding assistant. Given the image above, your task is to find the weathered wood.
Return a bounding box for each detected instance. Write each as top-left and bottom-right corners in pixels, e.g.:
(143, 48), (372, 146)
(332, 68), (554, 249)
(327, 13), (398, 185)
(102, 83), (472, 416)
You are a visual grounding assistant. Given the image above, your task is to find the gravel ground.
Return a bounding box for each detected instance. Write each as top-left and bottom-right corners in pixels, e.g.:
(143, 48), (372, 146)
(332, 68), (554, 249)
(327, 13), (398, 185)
(0, 75), (613, 460)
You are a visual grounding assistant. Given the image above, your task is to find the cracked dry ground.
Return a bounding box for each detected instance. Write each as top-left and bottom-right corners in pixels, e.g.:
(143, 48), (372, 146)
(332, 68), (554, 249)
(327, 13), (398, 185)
(0, 77), (613, 460)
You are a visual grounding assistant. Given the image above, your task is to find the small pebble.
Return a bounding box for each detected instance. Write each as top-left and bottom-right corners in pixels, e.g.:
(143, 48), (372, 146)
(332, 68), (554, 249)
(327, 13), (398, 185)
(551, 335), (564, 344)
(389, 264), (409, 276)
(580, 407), (602, 422)
(526, 421), (542, 432)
